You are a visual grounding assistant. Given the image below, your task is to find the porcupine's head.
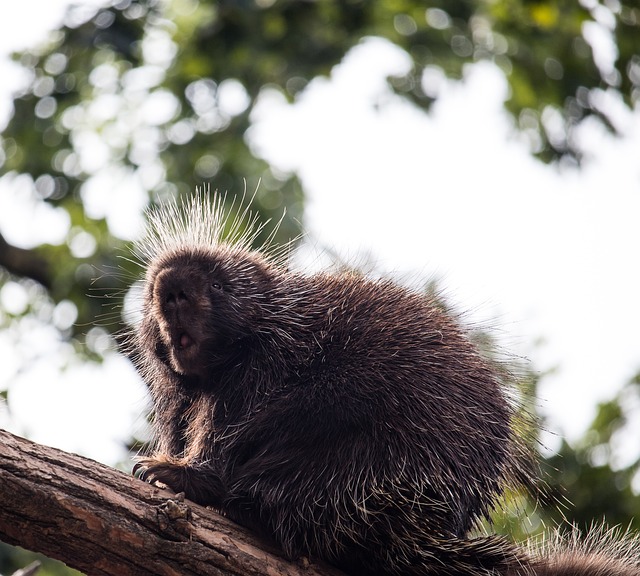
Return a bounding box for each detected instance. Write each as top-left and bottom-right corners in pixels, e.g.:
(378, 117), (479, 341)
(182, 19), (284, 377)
(133, 192), (285, 380)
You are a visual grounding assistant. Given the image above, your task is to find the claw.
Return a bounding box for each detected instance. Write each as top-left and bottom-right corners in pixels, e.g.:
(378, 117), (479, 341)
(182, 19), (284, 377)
(132, 456), (176, 492)
(132, 457), (155, 481)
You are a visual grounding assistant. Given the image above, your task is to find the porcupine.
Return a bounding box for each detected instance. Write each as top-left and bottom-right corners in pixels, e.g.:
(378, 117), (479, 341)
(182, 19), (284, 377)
(130, 193), (639, 576)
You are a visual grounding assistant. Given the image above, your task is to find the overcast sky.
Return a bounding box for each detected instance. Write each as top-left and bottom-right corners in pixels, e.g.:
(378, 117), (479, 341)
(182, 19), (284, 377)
(1, 1), (639, 468)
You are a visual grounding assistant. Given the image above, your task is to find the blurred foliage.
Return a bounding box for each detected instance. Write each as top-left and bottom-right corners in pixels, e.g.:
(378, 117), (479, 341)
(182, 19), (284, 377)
(0, 0), (639, 572)
(0, 542), (82, 576)
(489, 370), (640, 540)
(1, 0), (638, 350)
(542, 372), (640, 531)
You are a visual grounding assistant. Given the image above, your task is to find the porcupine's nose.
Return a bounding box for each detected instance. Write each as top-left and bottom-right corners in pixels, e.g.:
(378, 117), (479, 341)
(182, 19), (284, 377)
(164, 286), (189, 307)
(153, 267), (198, 351)
(154, 267), (192, 316)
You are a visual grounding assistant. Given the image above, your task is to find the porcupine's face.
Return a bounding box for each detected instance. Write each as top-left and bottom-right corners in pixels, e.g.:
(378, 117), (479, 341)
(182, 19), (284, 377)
(141, 249), (251, 378)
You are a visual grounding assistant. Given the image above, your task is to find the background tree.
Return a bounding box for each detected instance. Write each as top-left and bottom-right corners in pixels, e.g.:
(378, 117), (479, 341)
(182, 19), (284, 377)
(2, 0), (638, 341)
(1, 0), (638, 573)
(543, 373), (640, 531)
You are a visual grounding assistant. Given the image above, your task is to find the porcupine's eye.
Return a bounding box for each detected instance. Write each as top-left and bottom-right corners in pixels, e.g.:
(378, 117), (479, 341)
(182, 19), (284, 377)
(211, 281), (222, 291)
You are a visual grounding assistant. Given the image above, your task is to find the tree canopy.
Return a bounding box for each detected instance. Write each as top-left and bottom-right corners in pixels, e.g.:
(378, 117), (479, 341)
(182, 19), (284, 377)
(0, 0), (639, 574)
(1, 0), (638, 345)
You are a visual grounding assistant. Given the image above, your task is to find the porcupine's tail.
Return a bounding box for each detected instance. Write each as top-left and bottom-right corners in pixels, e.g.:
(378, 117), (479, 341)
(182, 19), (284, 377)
(527, 524), (640, 576)
(383, 526), (639, 576)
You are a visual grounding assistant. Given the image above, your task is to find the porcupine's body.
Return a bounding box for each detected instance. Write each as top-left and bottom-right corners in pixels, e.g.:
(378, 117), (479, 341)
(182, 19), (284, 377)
(131, 194), (639, 576)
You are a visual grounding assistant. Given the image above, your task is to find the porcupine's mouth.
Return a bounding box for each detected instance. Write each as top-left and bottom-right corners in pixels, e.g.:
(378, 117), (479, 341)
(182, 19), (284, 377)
(167, 329), (199, 375)
(176, 332), (194, 350)
(169, 329), (196, 358)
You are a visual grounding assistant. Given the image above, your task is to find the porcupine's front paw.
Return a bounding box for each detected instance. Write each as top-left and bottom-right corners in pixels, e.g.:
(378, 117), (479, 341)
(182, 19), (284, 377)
(133, 455), (189, 494)
(133, 455), (226, 507)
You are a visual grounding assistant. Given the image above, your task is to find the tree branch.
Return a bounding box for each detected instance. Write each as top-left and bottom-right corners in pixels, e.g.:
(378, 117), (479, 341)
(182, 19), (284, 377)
(0, 429), (344, 576)
(0, 233), (51, 288)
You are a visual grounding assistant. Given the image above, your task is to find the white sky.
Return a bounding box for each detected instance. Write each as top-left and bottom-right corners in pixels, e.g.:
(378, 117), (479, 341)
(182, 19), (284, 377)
(0, 0), (639, 467)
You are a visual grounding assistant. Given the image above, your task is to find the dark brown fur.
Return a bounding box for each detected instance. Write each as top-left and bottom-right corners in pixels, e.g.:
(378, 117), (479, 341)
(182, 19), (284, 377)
(130, 195), (638, 576)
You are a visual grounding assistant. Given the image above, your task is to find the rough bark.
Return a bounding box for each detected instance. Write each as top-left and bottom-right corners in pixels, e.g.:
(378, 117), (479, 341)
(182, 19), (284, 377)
(0, 429), (344, 576)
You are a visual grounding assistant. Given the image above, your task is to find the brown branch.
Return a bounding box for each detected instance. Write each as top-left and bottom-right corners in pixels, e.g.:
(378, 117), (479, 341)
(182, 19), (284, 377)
(0, 429), (344, 576)
(0, 233), (51, 288)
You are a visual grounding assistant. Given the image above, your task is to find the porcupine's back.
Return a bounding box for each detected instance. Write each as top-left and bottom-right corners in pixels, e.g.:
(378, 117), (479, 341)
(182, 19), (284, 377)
(277, 270), (529, 528)
(237, 269), (538, 576)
